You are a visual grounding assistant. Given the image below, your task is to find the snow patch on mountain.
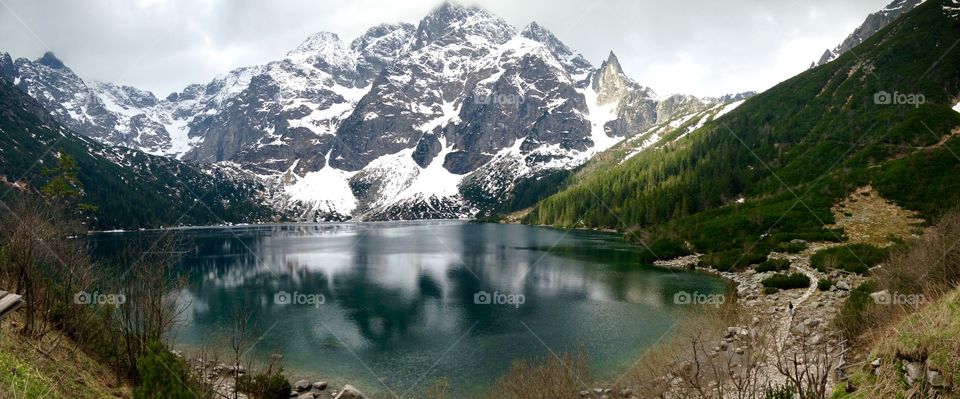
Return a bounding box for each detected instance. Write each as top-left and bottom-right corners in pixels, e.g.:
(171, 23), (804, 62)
(619, 98), (746, 165)
(579, 85), (622, 154)
(715, 99), (745, 119)
(283, 159), (358, 216)
(398, 139), (463, 201)
(419, 100), (461, 133)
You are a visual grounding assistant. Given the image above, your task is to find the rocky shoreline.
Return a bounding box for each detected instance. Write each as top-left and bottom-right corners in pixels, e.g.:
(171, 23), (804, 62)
(185, 358), (367, 399)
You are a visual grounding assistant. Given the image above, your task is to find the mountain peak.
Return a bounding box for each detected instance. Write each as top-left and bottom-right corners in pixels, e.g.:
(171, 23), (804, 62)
(592, 51), (655, 105)
(522, 21), (546, 35)
(520, 21), (559, 44)
(291, 32), (343, 53)
(415, 1), (513, 48)
(519, 21), (593, 76)
(420, 1), (474, 29)
(350, 23), (416, 61)
(286, 32), (355, 70)
(601, 51), (623, 74)
(37, 51), (66, 69)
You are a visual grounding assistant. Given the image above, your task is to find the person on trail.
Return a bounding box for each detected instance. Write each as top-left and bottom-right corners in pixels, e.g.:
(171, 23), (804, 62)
(788, 301), (795, 321)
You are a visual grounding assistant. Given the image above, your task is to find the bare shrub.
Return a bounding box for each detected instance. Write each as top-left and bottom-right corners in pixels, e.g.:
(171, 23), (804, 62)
(770, 322), (843, 399)
(876, 209), (960, 299)
(111, 236), (190, 382)
(0, 198), (97, 340)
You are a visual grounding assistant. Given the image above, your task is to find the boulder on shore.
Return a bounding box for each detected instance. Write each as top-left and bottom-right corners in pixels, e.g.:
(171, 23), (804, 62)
(334, 384), (366, 399)
(293, 379), (311, 392)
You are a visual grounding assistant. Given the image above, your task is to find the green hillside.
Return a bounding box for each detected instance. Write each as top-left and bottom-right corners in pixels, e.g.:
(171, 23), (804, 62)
(0, 77), (275, 229)
(528, 0), (960, 269)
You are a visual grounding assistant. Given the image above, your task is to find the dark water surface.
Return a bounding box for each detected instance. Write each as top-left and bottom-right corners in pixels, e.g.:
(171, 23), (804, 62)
(91, 221), (726, 396)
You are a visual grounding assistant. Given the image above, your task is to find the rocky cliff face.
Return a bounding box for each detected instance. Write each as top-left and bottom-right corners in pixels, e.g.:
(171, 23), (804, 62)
(0, 2), (750, 221)
(812, 0), (924, 67)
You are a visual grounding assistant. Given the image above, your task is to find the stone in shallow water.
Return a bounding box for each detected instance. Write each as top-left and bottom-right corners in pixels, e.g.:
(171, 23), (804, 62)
(293, 379), (311, 391)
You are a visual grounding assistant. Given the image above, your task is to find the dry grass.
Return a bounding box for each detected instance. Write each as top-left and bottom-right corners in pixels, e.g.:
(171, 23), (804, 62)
(874, 209), (960, 297)
(837, 288), (960, 398)
(488, 346), (590, 399)
(829, 186), (925, 247)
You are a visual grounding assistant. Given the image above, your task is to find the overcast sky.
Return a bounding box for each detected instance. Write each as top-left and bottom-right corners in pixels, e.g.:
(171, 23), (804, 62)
(0, 0), (889, 97)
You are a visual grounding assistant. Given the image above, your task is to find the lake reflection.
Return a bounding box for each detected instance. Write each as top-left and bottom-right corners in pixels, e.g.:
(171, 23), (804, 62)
(92, 221), (727, 396)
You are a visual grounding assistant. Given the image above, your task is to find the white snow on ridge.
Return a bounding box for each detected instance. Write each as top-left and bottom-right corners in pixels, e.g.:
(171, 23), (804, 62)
(945, 0), (960, 17)
(286, 32), (357, 71)
(953, 100), (960, 113)
(619, 100), (744, 165)
(715, 99), (745, 119)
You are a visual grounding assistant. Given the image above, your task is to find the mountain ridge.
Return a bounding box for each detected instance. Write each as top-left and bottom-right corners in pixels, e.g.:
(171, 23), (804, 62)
(0, 2), (752, 222)
(812, 0), (925, 67)
(0, 76), (274, 229)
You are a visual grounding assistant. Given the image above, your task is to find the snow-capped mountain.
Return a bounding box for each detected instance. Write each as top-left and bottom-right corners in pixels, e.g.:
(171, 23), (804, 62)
(812, 0), (925, 67)
(0, 2), (750, 221)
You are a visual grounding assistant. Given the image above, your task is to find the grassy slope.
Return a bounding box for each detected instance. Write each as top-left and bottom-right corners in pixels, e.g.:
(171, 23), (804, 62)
(0, 316), (131, 398)
(833, 287), (960, 398)
(526, 0), (960, 269)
